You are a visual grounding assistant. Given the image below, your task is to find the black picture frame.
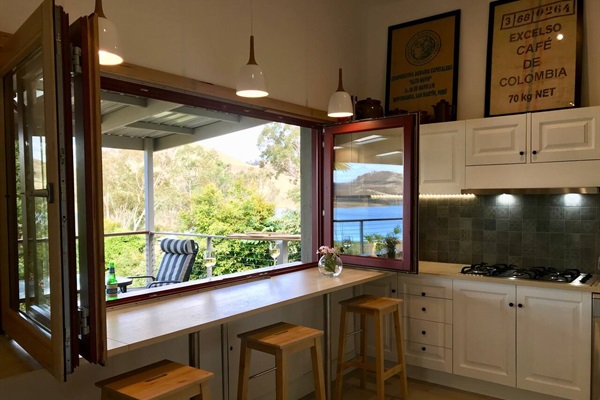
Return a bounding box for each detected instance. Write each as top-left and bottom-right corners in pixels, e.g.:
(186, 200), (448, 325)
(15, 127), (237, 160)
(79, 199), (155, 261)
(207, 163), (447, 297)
(385, 10), (460, 122)
(485, 0), (583, 117)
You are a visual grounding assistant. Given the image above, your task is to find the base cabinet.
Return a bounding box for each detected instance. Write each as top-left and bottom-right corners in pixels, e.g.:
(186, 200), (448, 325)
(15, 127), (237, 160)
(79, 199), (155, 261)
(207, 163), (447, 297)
(453, 280), (591, 400)
(399, 275), (452, 373)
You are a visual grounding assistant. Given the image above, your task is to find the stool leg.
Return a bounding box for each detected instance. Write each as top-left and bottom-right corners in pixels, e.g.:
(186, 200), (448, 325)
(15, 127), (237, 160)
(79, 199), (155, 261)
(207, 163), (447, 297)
(334, 304), (348, 400)
(275, 348), (288, 400)
(359, 313), (367, 389)
(374, 312), (385, 400)
(393, 307), (408, 400)
(200, 380), (212, 400)
(237, 339), (251, 400)
(311, 338), (326, 400)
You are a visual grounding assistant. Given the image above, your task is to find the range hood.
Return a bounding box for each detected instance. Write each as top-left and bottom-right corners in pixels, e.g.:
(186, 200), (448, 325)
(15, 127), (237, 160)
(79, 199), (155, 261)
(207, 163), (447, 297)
(461, 187), (600, 195)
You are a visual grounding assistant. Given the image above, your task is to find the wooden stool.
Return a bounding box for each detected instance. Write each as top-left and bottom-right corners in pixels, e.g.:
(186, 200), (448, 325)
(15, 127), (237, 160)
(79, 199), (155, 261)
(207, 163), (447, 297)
(335, 295), (408, 400)
(237, 322), (326, 400)
(95, 359), (213, 400)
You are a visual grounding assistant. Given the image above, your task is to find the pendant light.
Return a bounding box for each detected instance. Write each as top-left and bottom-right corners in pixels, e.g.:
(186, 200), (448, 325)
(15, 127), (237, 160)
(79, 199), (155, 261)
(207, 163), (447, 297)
(94, 0), (123, 66)
(236, 1), (268, 98)
(327, 68), (353, 118)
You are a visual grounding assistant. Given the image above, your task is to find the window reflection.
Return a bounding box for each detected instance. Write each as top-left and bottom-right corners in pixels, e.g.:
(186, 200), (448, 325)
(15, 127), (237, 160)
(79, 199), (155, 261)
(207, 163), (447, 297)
(333, 130), (404, 259)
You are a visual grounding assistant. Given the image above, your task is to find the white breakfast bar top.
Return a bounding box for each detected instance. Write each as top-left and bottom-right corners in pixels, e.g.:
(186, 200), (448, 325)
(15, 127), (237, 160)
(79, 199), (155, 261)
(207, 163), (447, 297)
(106, 267), (392, 355)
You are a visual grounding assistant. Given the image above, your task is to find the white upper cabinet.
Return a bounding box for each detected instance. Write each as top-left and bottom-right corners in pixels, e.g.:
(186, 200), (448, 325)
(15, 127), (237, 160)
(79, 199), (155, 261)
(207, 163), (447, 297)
(466, 114), (527, 166)
(420, 121), (465, 194)
(464, 107), (600, 189)
(530, 106), (600, 163)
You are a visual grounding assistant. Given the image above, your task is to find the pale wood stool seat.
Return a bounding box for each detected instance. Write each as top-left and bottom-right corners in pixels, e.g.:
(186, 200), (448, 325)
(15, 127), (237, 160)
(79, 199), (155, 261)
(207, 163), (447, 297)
(335, 295), (408, 400)
(237, 321), (326, 400)
(95, 359), (213, 400)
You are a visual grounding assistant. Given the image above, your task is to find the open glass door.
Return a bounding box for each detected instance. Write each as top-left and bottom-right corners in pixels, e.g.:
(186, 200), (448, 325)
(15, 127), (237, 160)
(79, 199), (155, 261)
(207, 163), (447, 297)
(0, 0), (106, 380)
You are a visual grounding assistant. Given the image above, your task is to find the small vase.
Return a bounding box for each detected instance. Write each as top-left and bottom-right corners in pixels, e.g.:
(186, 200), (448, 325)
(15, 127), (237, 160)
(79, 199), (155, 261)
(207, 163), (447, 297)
(318, 255), (343, 277)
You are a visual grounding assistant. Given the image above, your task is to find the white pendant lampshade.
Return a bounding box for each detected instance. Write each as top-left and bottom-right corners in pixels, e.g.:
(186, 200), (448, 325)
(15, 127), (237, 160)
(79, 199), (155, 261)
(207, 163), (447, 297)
(236, 35), (268, 98)
(94, 0), (123, 66)
(327, 68), (353, 118)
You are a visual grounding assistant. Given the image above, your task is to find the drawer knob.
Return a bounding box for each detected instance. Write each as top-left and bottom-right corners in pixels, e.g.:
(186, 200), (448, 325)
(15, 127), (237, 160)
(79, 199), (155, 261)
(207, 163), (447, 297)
(509, 302), (514, 307)
(532, 150), (538, 155)
(518, 303), (523, 308)
(421, 307), (427, 312)
(519, 151), (524, 156)
(421, 346), (426, 352)
(421, 292), (426, 297)
(421, 330), (426, 335)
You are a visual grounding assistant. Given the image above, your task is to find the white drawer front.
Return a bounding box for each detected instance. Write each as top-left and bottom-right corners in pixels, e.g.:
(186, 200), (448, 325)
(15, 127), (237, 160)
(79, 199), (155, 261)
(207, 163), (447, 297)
(404, 341), (453, 373)
(405, 296), (452, 323)
(404, 318), (452, 348)
(400, 276), (452, 299)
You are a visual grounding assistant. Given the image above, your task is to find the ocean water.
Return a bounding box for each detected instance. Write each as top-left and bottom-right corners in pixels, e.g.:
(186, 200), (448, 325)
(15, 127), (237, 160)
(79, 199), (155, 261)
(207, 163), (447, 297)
(333, 205), (403, 243)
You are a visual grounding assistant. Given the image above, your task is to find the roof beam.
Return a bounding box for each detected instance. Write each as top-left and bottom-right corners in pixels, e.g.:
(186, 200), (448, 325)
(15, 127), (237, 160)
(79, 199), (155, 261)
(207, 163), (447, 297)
(101, 99), (180, 133)
(101, 91), (148, 107)
(173, 106), (241, 123)
(127, 121), (195, 135)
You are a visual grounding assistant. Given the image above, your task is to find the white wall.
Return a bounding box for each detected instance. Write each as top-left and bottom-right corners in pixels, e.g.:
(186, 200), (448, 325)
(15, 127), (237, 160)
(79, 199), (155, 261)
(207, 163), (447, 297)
(1, 0), (597, 118)
(360, 0), (600, 120)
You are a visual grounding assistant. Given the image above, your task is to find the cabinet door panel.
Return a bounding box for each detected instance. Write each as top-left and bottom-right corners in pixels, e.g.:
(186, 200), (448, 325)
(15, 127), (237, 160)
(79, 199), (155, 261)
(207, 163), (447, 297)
(404, 340), (453, 373)
(453, 280), (515, 386)
(406, 296), (451, 323)
(420, 121), (465, 194)
(531, 106), (600, 163)
(400, 275), (452, 299)
(466, 114), (527, 165)
(517, 287), (591, 400)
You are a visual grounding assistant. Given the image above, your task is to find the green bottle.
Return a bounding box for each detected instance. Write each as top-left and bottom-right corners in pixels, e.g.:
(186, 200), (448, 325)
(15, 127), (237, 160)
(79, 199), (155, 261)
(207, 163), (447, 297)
(106, 262), (119, 301)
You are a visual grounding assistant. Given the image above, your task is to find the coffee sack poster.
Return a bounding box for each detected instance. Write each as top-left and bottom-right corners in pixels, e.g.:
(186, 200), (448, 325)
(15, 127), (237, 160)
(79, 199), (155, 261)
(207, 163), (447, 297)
(385, 10), (460, 118)
(485, 0), (582, 116)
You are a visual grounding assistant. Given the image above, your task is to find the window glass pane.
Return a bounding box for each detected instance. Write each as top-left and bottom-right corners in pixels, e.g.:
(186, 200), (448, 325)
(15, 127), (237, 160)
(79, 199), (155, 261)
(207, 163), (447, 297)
(100, 109), (303, 296)
(8, 48), (52, 330)
(333, 129), (404, 259)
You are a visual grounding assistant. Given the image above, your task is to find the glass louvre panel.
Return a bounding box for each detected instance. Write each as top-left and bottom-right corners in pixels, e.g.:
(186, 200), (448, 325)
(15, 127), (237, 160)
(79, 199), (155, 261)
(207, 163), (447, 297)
(333, 130), (404, 259)
(9, 48), (52, 331)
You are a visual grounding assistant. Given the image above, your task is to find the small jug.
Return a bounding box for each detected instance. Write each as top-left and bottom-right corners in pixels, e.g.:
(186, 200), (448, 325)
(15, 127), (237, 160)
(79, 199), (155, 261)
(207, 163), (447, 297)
(432, 99), (453, 122)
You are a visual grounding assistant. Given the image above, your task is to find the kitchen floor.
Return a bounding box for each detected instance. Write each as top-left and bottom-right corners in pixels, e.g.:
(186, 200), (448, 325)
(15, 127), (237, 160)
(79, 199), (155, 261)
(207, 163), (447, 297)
(301, 370), (501, 400)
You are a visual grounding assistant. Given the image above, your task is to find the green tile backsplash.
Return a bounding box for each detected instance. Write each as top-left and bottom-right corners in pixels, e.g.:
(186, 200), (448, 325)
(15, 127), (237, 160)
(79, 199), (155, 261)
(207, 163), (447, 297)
(418, 194), (600, 273)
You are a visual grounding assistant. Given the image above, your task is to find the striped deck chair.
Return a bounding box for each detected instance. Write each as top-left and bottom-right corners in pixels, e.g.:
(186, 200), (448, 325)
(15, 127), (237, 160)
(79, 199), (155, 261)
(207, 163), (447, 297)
(130, 238), (199, 288)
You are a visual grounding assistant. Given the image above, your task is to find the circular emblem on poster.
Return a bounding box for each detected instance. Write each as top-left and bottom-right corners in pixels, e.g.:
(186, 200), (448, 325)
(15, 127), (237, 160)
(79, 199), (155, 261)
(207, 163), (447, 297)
(405, 30), (441, 66)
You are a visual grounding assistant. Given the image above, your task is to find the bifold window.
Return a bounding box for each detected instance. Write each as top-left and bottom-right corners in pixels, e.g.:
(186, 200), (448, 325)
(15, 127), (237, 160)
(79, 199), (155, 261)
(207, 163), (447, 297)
(100, 87), (312, 299)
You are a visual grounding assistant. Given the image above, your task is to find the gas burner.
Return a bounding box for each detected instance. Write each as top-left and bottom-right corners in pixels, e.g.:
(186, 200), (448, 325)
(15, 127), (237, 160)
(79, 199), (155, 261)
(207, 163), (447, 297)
(460, 264), (585, 284)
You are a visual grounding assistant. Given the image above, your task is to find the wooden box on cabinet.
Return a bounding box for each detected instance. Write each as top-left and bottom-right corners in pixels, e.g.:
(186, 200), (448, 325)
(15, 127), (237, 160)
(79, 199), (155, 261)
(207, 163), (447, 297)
(398, 275), (452, 373)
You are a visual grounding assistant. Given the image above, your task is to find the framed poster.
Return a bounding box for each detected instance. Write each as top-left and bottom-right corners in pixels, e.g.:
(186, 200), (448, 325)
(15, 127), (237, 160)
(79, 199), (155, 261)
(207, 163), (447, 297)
(385, 10), (460, 121)
(485, 0), (583, 117)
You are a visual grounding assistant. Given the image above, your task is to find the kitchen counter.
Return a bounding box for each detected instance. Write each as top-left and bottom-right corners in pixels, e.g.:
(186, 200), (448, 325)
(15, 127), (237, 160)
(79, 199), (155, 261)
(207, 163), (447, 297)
(417, 261), (600, 292)
(106, 266), (391, 355)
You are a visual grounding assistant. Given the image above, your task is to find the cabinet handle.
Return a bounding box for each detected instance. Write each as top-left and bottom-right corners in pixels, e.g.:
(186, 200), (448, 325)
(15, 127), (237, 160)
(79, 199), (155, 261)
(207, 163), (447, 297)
(518, 303), (523, 308)
(421, 346), (427, 352)
(519, 151), (524, 156)
(421, 292), (426, 297)
(421, 307), (427, 312)
(421, 330), (426, 335)
(509, 302), (514, 307)
(532, 150), (538, 155)
(391, 289), (396, 294)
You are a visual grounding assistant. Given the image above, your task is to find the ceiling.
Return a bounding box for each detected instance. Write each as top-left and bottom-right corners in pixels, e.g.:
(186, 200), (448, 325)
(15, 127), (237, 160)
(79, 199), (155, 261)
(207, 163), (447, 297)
(100, 90), (267, 152)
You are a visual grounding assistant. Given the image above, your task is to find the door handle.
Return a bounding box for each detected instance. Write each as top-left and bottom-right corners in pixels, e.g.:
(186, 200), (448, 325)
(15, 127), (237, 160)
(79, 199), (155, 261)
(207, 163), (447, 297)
(21, 184), (54, 203)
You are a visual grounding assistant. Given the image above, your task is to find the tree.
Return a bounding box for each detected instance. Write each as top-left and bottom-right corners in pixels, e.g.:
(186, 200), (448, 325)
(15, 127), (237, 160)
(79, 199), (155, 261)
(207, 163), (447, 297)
(257, 123), (300, 181)
(257, 123), (301, 207)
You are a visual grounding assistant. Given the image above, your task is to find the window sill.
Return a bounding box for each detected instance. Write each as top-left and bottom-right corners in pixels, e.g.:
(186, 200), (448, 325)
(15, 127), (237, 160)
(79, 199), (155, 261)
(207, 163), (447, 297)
(107, 261), (309, 307)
